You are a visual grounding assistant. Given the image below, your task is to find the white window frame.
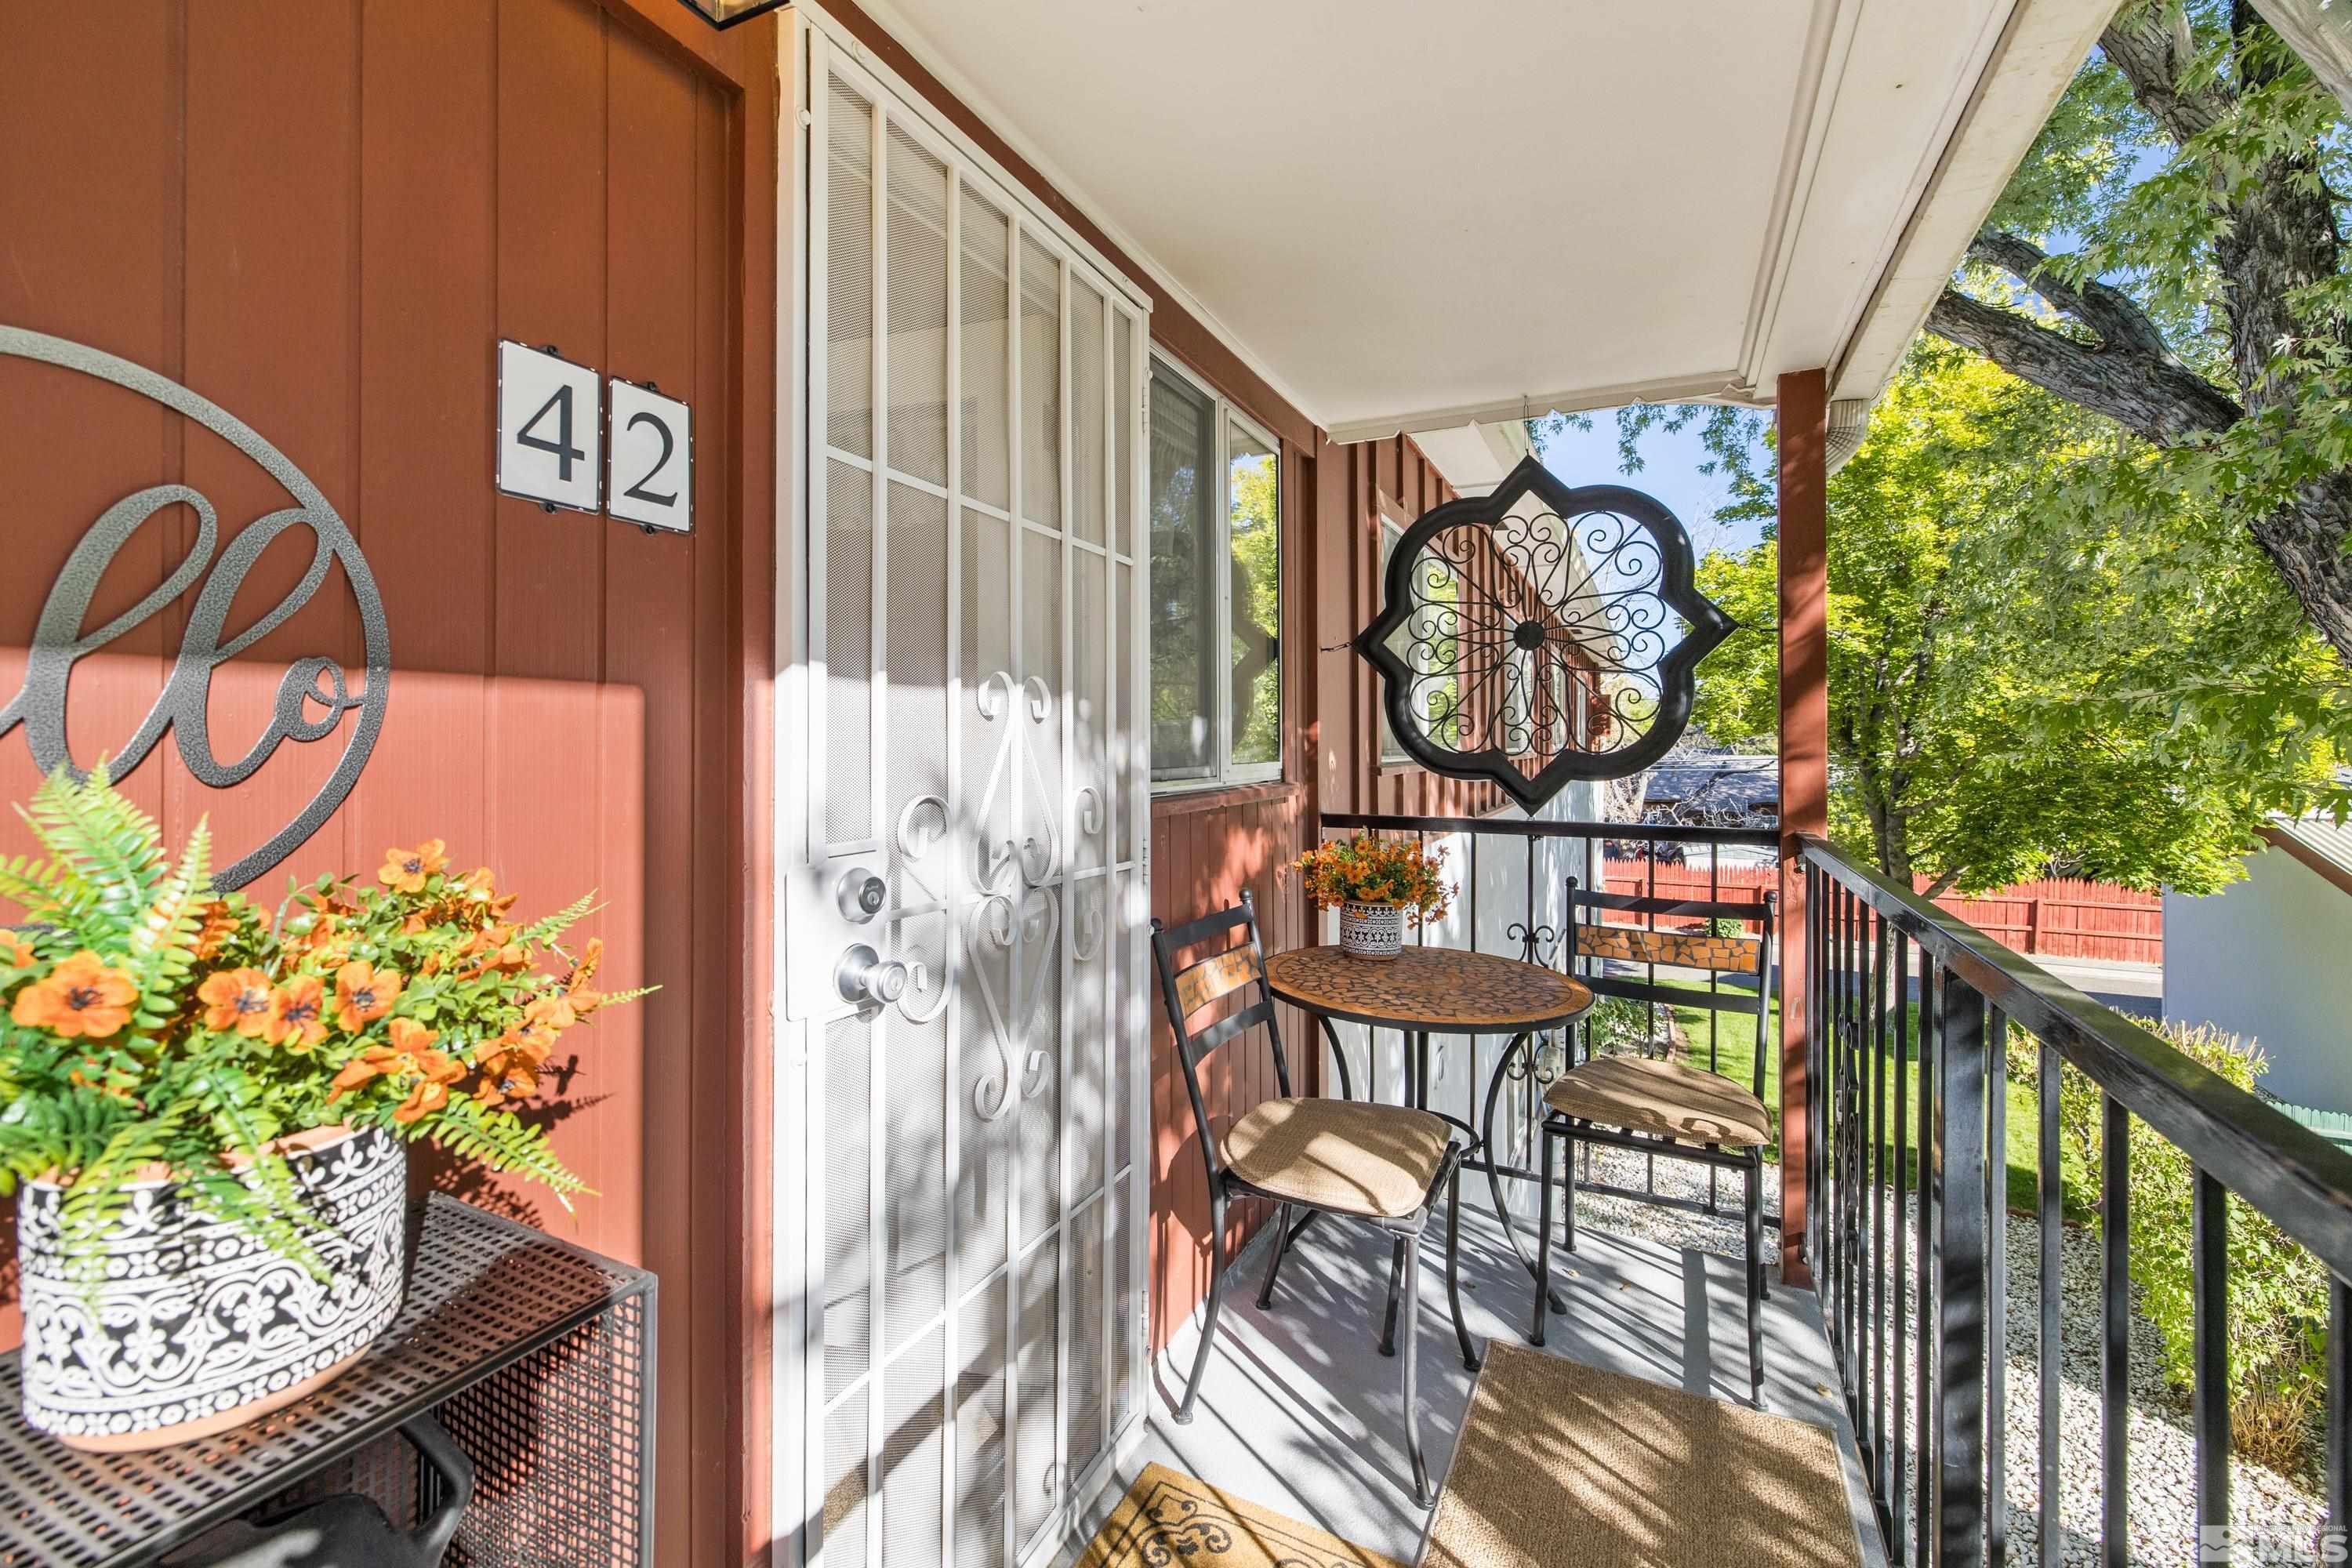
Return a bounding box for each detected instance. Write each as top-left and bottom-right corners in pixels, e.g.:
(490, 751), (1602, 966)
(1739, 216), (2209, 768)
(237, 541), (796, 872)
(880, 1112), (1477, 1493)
(1149, 350), (1283, 793)
(1377, 512), (1410, 765)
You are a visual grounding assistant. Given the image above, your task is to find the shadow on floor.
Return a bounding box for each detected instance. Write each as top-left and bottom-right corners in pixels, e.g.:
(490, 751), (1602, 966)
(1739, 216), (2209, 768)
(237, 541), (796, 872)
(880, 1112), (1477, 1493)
(1066, 1202), (1887, 1568)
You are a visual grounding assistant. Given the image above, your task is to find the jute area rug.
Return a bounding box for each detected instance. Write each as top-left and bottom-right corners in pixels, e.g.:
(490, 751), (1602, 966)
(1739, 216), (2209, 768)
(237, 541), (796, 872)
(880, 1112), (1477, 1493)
(1076, 1463), (1406, 1568)
(1422, 1342), (1865, 1568)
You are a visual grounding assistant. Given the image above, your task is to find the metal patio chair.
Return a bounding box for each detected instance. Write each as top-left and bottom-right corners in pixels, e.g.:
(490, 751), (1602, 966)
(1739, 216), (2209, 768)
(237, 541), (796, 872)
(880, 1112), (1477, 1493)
(1149, 891), (1477, 1507)
(1532, 881), (1777, 1403)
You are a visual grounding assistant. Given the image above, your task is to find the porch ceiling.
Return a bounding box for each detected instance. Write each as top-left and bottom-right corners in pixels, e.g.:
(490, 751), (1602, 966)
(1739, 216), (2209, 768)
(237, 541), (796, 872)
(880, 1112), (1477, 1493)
(825, 0), (2112, 441)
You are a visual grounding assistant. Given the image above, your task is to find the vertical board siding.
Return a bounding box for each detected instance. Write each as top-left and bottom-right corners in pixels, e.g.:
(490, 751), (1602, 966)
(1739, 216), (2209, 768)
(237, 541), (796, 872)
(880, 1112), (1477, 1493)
(0, 4), (775, 1559)
(1146, 427), (1501, 1354)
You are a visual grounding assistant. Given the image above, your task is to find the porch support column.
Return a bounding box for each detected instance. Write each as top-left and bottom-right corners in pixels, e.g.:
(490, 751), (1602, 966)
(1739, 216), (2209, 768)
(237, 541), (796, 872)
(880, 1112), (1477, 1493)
(1776, 366), (1829, 1290)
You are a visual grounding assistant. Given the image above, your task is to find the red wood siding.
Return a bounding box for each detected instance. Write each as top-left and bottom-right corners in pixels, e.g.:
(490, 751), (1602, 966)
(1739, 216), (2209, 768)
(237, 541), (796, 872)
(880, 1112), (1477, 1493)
(0, 5), (778, 1561)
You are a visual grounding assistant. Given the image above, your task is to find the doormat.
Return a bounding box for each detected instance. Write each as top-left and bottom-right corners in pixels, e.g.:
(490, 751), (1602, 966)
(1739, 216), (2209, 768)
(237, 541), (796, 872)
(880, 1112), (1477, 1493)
(1422, 1343), (1864, 1568)
(1076, 1464), (1406, 1568)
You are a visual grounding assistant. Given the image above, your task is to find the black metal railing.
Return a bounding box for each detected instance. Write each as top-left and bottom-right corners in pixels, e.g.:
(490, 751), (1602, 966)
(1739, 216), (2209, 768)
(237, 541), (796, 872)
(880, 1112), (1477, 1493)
(1805, 835), (2352, 1566)
(1316, 811), (1780, 1251)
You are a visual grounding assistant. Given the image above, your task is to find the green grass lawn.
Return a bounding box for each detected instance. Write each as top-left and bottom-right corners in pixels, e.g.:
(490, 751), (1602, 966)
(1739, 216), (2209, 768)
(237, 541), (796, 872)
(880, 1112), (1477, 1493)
(1663, 996), (2096, 1219)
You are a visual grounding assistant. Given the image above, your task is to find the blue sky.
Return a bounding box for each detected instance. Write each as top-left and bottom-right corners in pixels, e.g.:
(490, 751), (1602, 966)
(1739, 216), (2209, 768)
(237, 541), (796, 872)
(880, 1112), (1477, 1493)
(1531, 413), (1772, 559)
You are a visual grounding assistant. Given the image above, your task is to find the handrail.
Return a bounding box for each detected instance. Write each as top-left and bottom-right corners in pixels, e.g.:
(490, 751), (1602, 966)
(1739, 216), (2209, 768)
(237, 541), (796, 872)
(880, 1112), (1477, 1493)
(1321, 810), (1779, 848)
(1802, 833), (2352, 1283)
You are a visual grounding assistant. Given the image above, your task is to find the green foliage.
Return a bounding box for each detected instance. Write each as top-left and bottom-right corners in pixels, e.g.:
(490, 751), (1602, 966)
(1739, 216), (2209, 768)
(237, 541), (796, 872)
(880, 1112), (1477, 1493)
(1230, 448), (1282, 768)
(2049, 1021), (2328, 1475)
(0, 767), (642, 1283)
(1683, 339), (2337, 893)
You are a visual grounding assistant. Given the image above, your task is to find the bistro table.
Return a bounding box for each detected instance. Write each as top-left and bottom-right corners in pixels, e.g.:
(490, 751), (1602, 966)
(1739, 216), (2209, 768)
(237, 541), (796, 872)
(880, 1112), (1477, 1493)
(1263, 944), (1592, 1303)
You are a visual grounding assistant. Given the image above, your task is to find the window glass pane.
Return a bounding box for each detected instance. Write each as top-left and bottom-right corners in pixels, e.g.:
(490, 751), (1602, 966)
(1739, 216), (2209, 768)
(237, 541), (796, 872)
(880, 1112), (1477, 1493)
(1149, 366), (1216, 780)
(1227, 420), (1279, 769)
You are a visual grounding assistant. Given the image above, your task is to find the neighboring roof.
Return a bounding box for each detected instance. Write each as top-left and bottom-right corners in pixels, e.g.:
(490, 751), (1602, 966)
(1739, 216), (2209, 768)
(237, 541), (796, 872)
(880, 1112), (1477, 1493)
(2267, 814), (2352, 883)
(841, 0), (2114, 439)
(1644, 752), (1780, 818)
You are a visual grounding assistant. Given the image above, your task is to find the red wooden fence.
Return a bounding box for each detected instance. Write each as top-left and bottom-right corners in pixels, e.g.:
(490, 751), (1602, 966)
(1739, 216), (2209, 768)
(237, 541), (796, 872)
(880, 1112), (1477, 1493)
(1599, 854), (2161, 965)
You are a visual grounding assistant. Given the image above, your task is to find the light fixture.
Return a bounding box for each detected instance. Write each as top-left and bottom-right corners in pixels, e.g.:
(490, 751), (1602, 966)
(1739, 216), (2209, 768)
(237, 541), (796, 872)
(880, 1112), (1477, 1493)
(675, 0), (789, 28)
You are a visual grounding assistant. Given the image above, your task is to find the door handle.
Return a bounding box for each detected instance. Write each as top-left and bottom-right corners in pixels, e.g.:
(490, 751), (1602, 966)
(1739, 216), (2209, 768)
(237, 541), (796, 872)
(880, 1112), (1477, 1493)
(837, 943), (909, 1008)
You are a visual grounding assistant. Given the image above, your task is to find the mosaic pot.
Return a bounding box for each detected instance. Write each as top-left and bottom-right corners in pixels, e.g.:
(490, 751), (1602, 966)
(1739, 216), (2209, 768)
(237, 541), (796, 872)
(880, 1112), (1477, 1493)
(16, 1123), (408, 1452)
(1339, 899), (1406, 960)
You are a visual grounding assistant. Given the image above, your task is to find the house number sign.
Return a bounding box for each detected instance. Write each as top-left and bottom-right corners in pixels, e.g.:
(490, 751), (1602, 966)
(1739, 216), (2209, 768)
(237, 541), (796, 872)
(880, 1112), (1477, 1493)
(495, 340), (692, 534)
(0, 325), (391, 891)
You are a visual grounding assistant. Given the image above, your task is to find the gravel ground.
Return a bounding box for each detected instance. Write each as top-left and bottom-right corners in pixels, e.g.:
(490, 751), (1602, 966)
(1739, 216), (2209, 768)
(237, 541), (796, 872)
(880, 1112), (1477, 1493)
(1563, 1145), (2328, 1566)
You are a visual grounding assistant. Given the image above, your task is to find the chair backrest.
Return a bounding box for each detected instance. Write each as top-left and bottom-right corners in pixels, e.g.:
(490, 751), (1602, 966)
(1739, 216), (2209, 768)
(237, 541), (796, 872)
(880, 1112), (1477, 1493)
(1149, 891), (1292, 1181)
(1565, 879), (1775, 1099)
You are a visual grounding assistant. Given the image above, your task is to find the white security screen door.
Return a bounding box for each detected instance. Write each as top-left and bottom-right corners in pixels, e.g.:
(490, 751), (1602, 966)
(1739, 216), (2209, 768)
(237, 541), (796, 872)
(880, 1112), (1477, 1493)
(787, 27), (1150, 1568)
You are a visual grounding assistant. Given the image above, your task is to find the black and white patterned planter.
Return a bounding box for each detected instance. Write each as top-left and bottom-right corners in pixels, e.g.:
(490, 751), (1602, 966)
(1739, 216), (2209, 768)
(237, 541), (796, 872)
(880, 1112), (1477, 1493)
(16, 1124), (408, 1452)
(1339, 900), (1406, 960)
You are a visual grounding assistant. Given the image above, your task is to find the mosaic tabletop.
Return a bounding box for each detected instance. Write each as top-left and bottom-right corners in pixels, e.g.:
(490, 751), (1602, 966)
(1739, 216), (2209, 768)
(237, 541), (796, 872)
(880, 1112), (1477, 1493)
(1265, 945), (1592, 1032)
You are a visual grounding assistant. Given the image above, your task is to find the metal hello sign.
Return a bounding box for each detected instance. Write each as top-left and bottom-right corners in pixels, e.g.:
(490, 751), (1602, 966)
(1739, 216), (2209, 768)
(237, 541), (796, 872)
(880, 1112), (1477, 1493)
(0, 326), (390, 890)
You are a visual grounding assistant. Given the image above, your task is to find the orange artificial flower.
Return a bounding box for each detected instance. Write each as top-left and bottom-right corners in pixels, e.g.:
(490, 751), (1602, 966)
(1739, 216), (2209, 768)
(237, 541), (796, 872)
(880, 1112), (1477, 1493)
(11, 950), (139, 1039)
(197, 967), (274, 1036)
(332, 960), (405, 1033)
(5, 936), (34, 968)
(475, 997), (573, 1107)
(520, 993), (575, 1041)
(266, 974), (330, 1051)
(474, 1043), (543, 1107)
(192, 900), (241, 960)
(376, 839), (448, 895)
(563, 938), (606, 1014)
(330, 1018), (463, 1123)
(460, 923), (527, 978)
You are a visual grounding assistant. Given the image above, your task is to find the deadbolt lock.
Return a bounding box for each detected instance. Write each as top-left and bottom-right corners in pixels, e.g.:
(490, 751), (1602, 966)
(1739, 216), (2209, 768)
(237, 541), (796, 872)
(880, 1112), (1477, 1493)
(836, 866), (887, 924)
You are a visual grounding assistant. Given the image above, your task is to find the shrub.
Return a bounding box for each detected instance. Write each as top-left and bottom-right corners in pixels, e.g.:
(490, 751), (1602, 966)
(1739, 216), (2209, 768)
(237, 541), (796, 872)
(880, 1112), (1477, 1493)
(2050, 1020), (2328, 1478)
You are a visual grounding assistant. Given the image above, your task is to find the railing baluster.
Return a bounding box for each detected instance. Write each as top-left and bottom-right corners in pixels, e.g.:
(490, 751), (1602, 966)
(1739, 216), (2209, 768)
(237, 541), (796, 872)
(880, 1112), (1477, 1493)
(1828, 881), (1844, 1370)
(2332, 1276), (2350, 1542)
(1708, 842), (1721, 1217)
(1936, 971), (1987, 1565)
(1871, 908), (1888, 1502)
(1916, 960), (1936, 1568)
(1847, 891), (1864, 1434)
(2038, 1033), (2062, 1568)
(1809, 860), (1828, 1279)
(2190, 1167), (2228, 1555)
(2101, 1091), (2129, 1568)
(1987, 1004), (2008, 1565)
(1893, 931), (1911, 1560)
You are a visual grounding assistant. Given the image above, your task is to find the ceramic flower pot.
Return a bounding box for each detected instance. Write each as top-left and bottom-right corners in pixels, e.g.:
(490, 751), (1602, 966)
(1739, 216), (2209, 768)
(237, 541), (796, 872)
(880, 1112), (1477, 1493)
(1339, 900), (1407, 960)
(16, 1123), (408, 1452)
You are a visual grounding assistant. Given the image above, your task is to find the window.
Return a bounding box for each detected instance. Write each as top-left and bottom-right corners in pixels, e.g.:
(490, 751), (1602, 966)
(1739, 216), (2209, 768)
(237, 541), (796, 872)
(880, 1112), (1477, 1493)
(1149, 356), (1282, 788)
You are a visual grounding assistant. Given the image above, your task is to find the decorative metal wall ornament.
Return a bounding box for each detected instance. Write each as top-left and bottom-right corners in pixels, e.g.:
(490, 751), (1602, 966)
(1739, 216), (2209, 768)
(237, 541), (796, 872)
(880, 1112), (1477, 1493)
(0, 326), (391, 889)
(1355, 454), (1731, 809)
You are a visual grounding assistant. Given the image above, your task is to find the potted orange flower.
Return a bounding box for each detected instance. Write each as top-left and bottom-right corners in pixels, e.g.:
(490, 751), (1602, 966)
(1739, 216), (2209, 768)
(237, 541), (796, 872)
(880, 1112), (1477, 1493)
(1291, 835), (1454, 960)
(0, 768), (644, 1451)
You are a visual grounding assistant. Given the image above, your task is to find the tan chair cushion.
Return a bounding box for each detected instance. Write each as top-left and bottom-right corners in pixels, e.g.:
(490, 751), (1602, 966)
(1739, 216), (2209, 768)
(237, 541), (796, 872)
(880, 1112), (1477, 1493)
(1544, 1054), (1772, 1149)
(1222, 1098), (1452, 1219)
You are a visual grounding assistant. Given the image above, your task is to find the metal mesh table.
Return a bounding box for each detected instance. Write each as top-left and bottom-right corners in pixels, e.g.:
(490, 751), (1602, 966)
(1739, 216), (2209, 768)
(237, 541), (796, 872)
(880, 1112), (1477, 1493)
(0, 1194), (655, 1567)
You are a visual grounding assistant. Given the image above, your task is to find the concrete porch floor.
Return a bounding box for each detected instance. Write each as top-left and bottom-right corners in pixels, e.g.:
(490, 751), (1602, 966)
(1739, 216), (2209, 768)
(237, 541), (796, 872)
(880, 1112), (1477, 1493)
(1070, 1200), (1889, 1567)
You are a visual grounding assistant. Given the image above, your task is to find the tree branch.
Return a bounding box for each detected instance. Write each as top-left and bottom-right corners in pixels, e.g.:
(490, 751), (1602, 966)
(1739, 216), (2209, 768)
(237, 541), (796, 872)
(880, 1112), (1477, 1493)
(2101, 3), (2232, 145)
(1926, 286), (2245, 445)
(1966, 231), (2176, 359)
